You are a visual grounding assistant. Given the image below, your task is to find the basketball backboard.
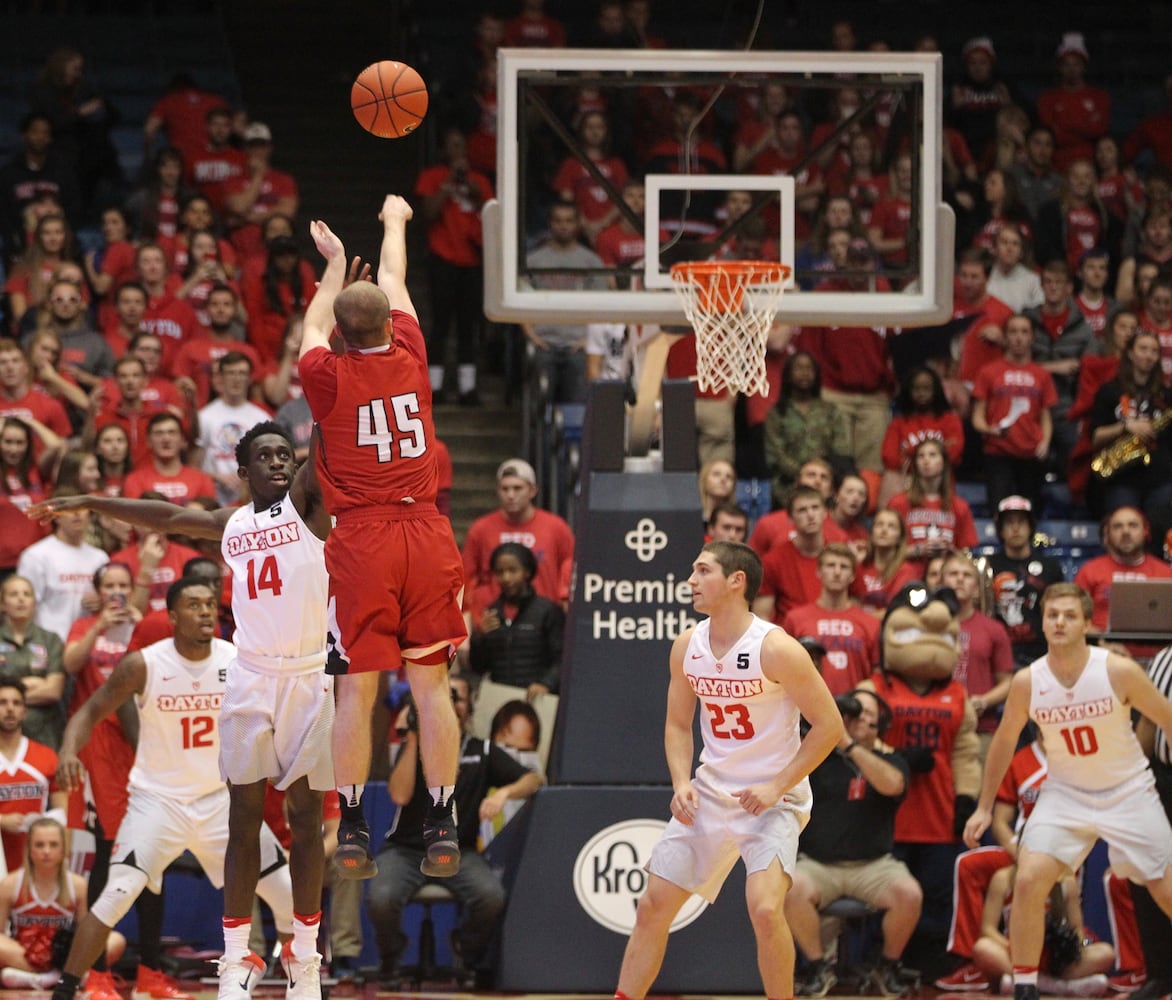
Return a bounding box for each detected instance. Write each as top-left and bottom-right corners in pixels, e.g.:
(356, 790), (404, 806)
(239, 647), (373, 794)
(483, 47), (954, 327)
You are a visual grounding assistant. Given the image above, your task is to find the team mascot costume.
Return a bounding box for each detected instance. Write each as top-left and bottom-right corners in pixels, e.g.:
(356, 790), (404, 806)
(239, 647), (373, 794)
(858, 583), (981, 979)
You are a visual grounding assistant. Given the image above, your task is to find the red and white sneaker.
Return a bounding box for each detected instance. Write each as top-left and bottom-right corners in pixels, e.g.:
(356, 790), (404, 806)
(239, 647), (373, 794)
(1110, 973), (1148, 994)
(84, 970), (125, 1000)
(935, 963), (991, 992)
(132, 967), (194, 1000)
(216, 951), (267, 1000)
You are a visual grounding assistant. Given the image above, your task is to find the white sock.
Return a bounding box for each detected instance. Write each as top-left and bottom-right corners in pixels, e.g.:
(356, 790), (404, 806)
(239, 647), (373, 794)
(292, 912), (321, 961)
(457, 364), (476, 394)
(222, 918), (252, 960)
(429, 365), (444, 392)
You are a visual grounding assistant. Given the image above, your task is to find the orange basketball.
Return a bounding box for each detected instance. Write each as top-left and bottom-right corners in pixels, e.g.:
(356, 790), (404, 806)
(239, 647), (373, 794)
(351, 60), (429, 139)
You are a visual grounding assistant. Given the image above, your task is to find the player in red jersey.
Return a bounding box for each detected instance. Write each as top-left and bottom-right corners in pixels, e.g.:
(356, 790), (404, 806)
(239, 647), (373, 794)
(298, 197), (466, 881)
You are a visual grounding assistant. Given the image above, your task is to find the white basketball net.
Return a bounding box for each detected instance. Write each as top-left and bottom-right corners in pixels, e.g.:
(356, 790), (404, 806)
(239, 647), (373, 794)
(670, 261), (789, 397)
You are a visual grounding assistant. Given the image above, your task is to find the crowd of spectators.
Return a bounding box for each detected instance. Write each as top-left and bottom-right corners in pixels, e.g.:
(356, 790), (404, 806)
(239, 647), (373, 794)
(1, 1), (1172, 992)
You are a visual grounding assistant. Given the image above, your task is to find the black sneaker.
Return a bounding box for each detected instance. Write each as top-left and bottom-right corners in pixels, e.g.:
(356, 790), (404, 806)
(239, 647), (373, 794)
(421, 801), (460, 876)
(334, 816), (377, 879)
(866, 959), (913, 996)
(1013, 984), (1040, 1000)
(799, 960), (837, 998)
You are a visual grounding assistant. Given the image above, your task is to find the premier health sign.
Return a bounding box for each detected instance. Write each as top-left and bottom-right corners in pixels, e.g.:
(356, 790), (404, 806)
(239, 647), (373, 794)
(552, 473), (703, 784)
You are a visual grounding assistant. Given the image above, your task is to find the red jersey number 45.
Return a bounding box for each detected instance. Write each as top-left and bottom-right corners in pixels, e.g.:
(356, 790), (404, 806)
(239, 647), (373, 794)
(357, 393), (426, 463)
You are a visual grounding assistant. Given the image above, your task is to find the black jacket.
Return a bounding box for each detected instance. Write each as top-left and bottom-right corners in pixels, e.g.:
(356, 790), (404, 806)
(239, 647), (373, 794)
(469, 589), (564, 694)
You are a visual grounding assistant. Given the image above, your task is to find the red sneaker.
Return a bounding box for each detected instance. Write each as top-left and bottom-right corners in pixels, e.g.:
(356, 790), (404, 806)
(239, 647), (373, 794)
(84, 970), (125, 1000)
(1109, 972), (1147, 994)
(935, 963), (991, 992)
(132, 967), (194, 1000)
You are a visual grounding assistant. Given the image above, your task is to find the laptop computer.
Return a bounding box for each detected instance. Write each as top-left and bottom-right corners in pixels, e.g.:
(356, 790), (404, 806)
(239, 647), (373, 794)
(1106, 579), (1172, 635)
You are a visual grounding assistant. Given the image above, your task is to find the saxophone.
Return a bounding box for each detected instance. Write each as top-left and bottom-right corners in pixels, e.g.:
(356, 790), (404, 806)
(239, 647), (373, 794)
(1091, 410), (1172, 479)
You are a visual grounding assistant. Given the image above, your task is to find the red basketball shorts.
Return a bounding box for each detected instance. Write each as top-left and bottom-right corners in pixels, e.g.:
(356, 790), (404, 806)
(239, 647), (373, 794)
(324, 510), (467, 674)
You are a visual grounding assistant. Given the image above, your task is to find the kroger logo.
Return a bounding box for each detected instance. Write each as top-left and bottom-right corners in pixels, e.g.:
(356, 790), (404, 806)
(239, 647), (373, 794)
(572, 819), (708, 935)
(624, 518), (668, 563)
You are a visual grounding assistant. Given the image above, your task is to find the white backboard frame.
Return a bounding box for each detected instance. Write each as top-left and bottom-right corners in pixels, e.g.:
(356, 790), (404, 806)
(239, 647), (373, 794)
(484, 47), (954, 327)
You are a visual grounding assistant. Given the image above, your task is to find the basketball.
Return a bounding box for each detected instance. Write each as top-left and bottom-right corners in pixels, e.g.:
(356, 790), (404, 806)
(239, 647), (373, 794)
(351, 60), (429, 139)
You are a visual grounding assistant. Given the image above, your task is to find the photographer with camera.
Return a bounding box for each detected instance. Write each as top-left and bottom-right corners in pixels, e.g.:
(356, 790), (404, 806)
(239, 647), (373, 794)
(367, 674), (543, 989)
(785, 688), (923, 997)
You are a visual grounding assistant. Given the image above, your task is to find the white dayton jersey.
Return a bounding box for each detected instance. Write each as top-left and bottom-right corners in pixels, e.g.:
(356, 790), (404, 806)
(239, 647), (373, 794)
(1029, 645), (1151, 791)
(221, 495), (328, 674)
(130, 637), (234, 800)
(684, 615), (809, 804)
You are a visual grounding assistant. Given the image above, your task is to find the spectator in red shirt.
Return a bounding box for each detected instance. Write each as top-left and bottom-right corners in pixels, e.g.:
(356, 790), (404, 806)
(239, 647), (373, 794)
(134, 243), (198, 375)
(941, 552), (1014, 743)
(828, 132), (884, 228)
(160, 195), (238, 281)
(240, 235), (315, 365)
(414, 129), (492, 405)
(854, 508), (920, 617)
(3, 213), (76, 333)
(752, 485), (831, 624)
(142, 73), (228, 166)
(185, 106), (246, 213)
(109, 520), (201, 614)
(733, 83), (800, 175)
(749, 457), (857, 559)
(503, 0), (566, 47)
(172, 285), (258, 408)
(594, 179), (649, 276)
(222, 122), (298, 260)
(552, 111), (628, 246)
(83, 206), (137, 334)
(93, 423), (132, 499)
(1035, 33), (1111, 171)
(174, 229), (238, 329)
(89, 354), (189, 471)
(970, 314), (1058, 512)
(0, 338), (72, 451)
(880, 366), (965, 508)
(830, 473), (872, 559)
(954, 247), (1015, 386)
(783, 543), (880, 695)
(101, 282), (147, 360)
(0, 417), (52, 575)
(461, 458), (575, 621)
(871, 152), (914, 270)
(119, 412), (213, 505)
(889, 438), (979, 571)
(1074, 505), (1172, 633)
